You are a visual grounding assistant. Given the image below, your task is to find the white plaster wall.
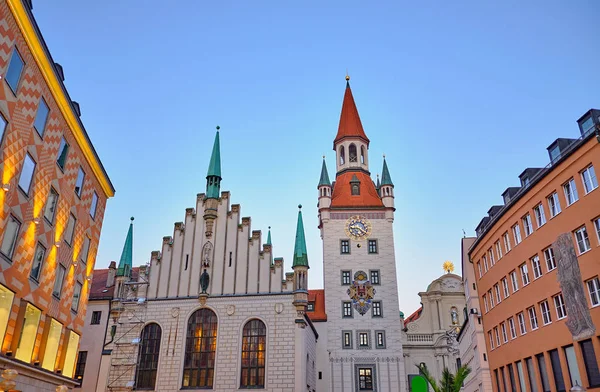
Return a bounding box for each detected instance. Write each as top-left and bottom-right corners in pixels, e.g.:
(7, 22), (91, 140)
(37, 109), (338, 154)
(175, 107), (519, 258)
(77, 300), (110, 392)
(314, 321), (329, 392)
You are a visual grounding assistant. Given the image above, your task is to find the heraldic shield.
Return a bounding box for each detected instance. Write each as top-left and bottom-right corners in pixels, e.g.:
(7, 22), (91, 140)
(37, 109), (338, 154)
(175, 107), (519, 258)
(347, 270), (376, 315)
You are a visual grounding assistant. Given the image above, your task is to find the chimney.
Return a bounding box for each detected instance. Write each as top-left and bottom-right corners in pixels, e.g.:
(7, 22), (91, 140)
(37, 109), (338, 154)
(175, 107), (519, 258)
(106, 261), (116, 287)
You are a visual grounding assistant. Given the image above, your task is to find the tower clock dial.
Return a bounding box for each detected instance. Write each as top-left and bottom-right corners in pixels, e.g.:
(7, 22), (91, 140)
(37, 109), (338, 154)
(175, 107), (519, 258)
(345, 215), (372, 240)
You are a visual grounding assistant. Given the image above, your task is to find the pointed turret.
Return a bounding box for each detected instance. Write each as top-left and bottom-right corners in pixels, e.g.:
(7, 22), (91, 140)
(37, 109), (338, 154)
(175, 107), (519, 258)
(376, 174), (381, 189)
(318, 156), (332, 210)
(292, 205), (309, 316)
(292, 205), (309, 268)
(266, 226), (272, 246)
(206, 126), (222, 199)
(318, 157), (331, 187)
(380, 155), (395, 209)
(334, 76), (370, 148)
(381, 156), (394, 186)
(117, 217), (134, 277)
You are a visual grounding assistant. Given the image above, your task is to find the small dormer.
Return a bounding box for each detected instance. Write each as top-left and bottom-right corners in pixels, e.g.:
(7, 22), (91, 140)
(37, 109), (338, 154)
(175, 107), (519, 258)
(475, 216), (491, 237)
(577, 108), (600, 137)
(502, 187), (522, 205)
(547, 138), (577, 164)
(349, 174), (361, 195)
(487, 205), (503, 219)
(518, 168), (543, 188)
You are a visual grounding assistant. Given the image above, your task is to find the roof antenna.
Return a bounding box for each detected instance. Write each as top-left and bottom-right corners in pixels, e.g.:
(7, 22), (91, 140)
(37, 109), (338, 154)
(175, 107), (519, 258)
(462, 229), (466, 238)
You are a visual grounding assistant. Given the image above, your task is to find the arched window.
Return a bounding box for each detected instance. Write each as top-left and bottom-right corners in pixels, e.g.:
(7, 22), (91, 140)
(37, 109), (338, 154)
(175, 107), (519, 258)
(360, 146), (366, 164)
(183, 309), (218, 388)
(349, 144), (357, 162)
(240, 319), (266, 388)
(339, 147), (345, 165)
(135, 323), (162, 389)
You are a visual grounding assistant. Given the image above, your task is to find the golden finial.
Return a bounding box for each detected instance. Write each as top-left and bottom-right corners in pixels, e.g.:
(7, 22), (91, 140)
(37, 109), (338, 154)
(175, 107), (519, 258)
(443, 260), (455, 274)
(345, 75), (350, 81)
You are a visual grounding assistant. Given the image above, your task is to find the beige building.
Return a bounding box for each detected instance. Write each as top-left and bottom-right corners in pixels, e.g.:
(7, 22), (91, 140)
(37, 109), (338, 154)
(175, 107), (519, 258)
(457, 237), (492, 392)
(401, 270), (466, 387)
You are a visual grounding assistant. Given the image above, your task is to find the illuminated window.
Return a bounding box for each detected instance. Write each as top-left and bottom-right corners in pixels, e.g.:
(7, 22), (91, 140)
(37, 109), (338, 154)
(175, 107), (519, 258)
(358, 332), (369, 347)
(15, 304), (41, 362)
(0, 285), (15, 344)
(563, 178), (579, 206)
(53, 264), (66, 298)
(182, 309), (217, 388)
(43, 187), (59, 224)
(581, 165), (598, 194)
(342, 331), (352, 349)
(90, 192), (98, 219)
(62, 330), (80, 378)
(240, 319), (266, 388)
(358, 368), (373, 390)
(547, 192), (561, 217)
(135, 323), (161, 389)
(29, 243), (46, 282)
(71, 282), (82, 312)
(18, 153), (36, 195)
(75, 167), (85, 198)
(375, 331), (386, 349)
(56, 137), (69, 170)
(5, 48), (24, 93)
(0, 215), (20, 259)
(33, 98), (49, 138)
(42, 318), (62, 371)
(64, 214), (76, 246)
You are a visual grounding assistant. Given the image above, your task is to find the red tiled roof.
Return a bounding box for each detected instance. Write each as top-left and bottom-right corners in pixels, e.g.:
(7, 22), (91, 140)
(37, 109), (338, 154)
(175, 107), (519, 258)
(333, 82), (370, 148)
(307, 289), (327, 322)
(404, 306), (423, 323)
(89, 266), (139, 300)
(330, 171), (383, 208)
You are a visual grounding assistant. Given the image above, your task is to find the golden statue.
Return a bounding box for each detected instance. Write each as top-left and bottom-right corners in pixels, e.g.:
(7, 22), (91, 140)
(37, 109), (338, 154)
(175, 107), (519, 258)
(443, 260), (454, 274)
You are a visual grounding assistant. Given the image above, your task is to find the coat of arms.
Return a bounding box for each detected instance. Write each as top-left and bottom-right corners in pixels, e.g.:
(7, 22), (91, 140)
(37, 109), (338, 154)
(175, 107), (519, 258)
(347, 271), (376, 315)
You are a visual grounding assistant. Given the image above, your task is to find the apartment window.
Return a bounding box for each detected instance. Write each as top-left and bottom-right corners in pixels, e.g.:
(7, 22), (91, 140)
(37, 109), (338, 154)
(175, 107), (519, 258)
(503, 232), (512, 252)
(375, 330), (386, 349)
(56, 137), (69, 170)
(372, 301), (382, 317)
(501, 322), (508, 343)
(516, 362), (527, 392)
(554, 294), (567, 319)
(508, 317), (516, 339)
(531, 255), (542, 279)
(534, 204), (546, 228)
(544, 247), (556, 271)
(358, 368), (373, 390)
(488, 331), (494, 349)
(595, 218), (600, 243)
(5, 48), (24, 93)
(75, 167), (85, 197)
(488, 248), (495, 265)
(563, 178), (579, 206)
(483, 294), (489, 313)
(510, 271), (519, 292)
(494, 327), (500, 347)
(512, 224), (522, 245)
(494, 284), (501, 303)
(522, 214), (533, 237)
(72, 282), (82, 312)
(477, 262), (483, 278)
(370, 270), (380, 285)
(537, 353), (552, 392)
(90, 311), (102, 325)
(42, 318), (62, 371)
(62, 331), (80, 378)
(43, 187), (59, 224)
(342, 301), (353, 318)
(0, 215), (21, 259)
(574, 226), (591, 254)
(340, 240), (350, 254)
(540, 300), (552, 325)
(52, 264), (66, 298)
(483, 255), (488, 272)
(586, 277), (600, 307)
(564, 345), (583, 388)
(548, 192), (561, 217)
(502, 278), (510, 298)
(80, 236), (90, 264)
(526, 358), (539, 392)
(0, 113), (6, 144)
(64, 214), (76, 246)
(581, 165), (598, 194)
(29, 243), (46, 282)
(520, 263), (530, 286)
(74, 351), (87, 381)
(528, 307), (539, 330)
(33, 98), (49, 137)
(15, 304), (41, 363)
(90, 192), (99, 219)
(368, 239), (377, 254)
(495, 241), (503, 259)
(341, 270), (351, 285)
(358, 332), (369, 347)
(517, 312), (527, 335)
(488, 289), (495, 308)
(580, 339), (600, 387)
(18, 153), (36, 195)
(342, 331), (352, 349)
(508, 364), (517, 392)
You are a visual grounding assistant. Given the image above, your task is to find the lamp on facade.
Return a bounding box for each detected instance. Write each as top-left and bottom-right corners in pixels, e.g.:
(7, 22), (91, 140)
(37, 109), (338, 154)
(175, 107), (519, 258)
(0, 368), (18, 391)
(55, 385), (69, 392)
(55, 241), (61, 248)
(1, 184), (9, 192)
(33, 217), (40, 225)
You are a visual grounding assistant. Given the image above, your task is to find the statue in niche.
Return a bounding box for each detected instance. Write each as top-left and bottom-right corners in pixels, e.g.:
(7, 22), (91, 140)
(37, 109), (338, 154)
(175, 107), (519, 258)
(202, 242), (213, 268)
(450, 306), (459, 326)
(200, 269), (210, 294)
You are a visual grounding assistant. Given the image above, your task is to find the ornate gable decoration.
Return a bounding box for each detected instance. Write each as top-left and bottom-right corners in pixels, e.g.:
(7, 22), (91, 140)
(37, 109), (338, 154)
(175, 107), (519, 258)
(347, 270), (376, 315)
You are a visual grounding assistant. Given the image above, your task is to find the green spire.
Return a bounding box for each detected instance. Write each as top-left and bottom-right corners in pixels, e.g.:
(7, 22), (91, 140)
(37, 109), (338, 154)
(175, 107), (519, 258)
(292, 205), (309, 268)
(381, 156), (394, 186)
(266, 226), (272, 246)
(318, 156), (331, 187)
(117, 217), (134, 277)
(206, 126), (222, 199)
(376, 174), (381, 189)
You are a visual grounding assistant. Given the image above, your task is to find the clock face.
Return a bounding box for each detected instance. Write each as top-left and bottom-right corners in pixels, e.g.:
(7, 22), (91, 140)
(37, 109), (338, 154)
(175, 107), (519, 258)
(345, 215), (372, 240)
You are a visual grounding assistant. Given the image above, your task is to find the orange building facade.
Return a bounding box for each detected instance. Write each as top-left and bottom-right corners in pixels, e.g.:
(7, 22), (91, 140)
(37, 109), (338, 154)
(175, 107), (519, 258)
(469, 109), (600, 392)
(0, 0), (114, 389)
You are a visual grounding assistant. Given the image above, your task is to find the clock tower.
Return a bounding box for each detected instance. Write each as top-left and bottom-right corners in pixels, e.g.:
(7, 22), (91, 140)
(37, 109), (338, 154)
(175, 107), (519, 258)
(317, 77), (406, 392)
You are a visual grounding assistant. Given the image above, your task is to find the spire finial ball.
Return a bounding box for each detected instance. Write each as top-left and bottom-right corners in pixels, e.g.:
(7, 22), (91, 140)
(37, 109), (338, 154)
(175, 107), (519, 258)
(322, 155), (325, 159)
(130, 217), (135, 222)
(383, 153), (386, 159)
(298, 204), (302, 209)
(216, 125), (220, 131)
(268, 226), (271, 230)
(345, 75), (350, 81)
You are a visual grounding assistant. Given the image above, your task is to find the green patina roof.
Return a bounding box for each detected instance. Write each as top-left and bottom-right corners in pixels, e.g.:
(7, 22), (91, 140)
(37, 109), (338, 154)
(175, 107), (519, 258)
(376, 174), (381, 189)
(266, 226), (272, 246)
(117, 217), (134, 277)
(292, 205), (309, 268)
(206, 128), (221, 178)
(381, 157), (394, 186)
(318, 158), (331, 187)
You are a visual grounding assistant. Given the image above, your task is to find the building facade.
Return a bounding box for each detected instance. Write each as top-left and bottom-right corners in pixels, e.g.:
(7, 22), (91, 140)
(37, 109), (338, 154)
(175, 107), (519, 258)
(469, 109), (600, 392)
(458, 237), (492, 392)
(0, 0), (114, 390)
(401, 270), (466, 388)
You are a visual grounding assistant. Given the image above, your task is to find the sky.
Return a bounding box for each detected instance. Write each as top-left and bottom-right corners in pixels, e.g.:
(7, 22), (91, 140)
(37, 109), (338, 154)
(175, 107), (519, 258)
(32, 0), (600, 316)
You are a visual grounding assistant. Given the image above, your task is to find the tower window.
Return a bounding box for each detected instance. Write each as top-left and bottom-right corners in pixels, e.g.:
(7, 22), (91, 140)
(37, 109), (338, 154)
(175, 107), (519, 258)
(372, 301), (382, 317)
(341, 270), (351, 285)
(342, 301), (353, 318)
(358, 368), (373, 390)
(349, 144), (358, 162)
(340, 146), (345, 165)
(369, 270), (380, 285)
(351, 184), (360, 195)
(361, 146), (366, 164)
(341, 240), (350, 254)
(342, 331), (352, 349)
(368, 240), (378, 254)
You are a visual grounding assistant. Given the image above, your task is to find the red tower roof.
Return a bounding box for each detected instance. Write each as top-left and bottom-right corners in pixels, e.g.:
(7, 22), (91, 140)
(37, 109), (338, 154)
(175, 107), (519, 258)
(333, 80), (370, 149)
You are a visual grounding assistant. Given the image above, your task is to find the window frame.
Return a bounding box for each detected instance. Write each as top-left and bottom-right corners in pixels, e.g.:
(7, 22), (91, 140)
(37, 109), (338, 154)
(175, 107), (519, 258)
(488, 331), (494, 350)
(135, 323), (162, 390)
(563, 178), (579, 206)
(5, 47), (24, 94)
(477, 262), (483, 278)
(574, 226), (591, 254)
(90, 192), (99, 220)
(0, 215), (21, 260)
(540, 300), (552, 326)
(483, 294), (489, 313)
(18, 152), (36, 196)
(494, 327), (501, 347)
(508, 317), (517, 339)
(29, 242), (46, 283)
(43, 187), (59, 225)
(342, 330), (353, 349)
(488, 248), (495, 266)
(342, 301), (353, 318)
(90, 311), (102, 325)
(64, 213), (77, 247)
(357, 330), (371, 349)
(503, 232), (511, 252)
(522, 214), (533, 237)
(71, 281), (83, 312)
(527, 307), (539, 330)
(239, 319), (266, 389)
(375, 330), (386, 349)
(510, 271), (519, 292)
(372, 301), (382, 317)
(544, 247), (556, 271)
(531, 255), (542, 279)
(0, 112), (7, 147)
(517, 312), (527, 335)
(502, 278), (510, 298)
(75, 167), (85, 198)
(554, 293), (567, 320)
(182, 309), (218, 388)
(595, 218), (600, 244)
(80, 236), (91, 264)
(534, 203), (547, 228)
(501, 322), (508, 343)
(341, 270), (352, 285)
(495, 241), (503, 260)
(579, 339), (600, 388)
(369, 270), (380, 285)
(33, 97), (49, 138)
(74, 350), (87, 382)
(52, 264), (66, 299)
(367, 239), (378, 254)
(340, 239), (350, 254)
(494, 284), (501, 304)
(581, 165), (598, 194)
(56, 136), (69, 170)
(586, 277), (600, 307)
(512, 224), (522, 245)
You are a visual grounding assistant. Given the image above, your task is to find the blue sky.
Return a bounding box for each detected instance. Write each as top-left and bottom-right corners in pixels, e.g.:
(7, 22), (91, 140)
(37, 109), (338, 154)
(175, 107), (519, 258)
(33, 1), (600, 315)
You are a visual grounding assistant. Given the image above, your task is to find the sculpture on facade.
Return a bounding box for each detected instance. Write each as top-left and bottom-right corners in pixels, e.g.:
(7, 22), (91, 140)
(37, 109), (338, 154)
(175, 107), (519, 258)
(200, 269), (210, 294)
(202, 242), (213, 268)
